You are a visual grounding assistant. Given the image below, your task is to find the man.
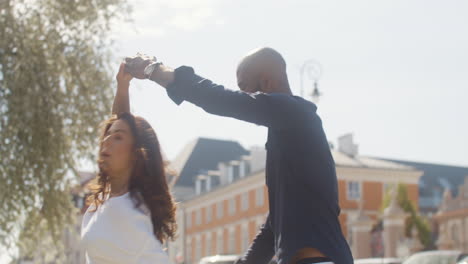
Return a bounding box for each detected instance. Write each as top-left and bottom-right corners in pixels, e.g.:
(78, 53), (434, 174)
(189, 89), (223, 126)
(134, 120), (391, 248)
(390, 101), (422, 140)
(124, 48), (353, 264)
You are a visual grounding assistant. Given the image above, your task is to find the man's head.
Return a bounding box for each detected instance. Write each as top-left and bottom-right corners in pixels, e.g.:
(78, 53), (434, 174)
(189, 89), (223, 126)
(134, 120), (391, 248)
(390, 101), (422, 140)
(237, 47), (291, 94)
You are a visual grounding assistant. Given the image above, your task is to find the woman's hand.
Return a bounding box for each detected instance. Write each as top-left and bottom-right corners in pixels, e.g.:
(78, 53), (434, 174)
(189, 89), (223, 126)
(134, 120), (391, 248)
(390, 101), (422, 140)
(124, 54), (155, 79)
(116, 62), (133, 85)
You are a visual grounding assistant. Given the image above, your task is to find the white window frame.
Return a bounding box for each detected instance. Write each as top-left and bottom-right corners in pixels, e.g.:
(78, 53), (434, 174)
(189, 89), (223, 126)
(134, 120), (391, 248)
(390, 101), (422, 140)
(206, 233), (212, 256)
(186, 211), (192, 228)
(196, 210), (201, 226)
(229, 198), (236, 215)
(206, 205), (212, 223)
(228, 228), (235, 253)
(217, 201), (224, 219)
(256, 187), (264, 207)
(241, 225), (249, 251)
(217, 230), (223, 254)
(186, 237), (192, 264)
(195, 236), (201, 262)
(241, 192), (249, 211)
(347, 181), (361, 200)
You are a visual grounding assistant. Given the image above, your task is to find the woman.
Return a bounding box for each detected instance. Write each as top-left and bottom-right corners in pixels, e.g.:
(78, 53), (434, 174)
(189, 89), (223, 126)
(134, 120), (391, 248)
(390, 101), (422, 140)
(81, 62), (176, 263)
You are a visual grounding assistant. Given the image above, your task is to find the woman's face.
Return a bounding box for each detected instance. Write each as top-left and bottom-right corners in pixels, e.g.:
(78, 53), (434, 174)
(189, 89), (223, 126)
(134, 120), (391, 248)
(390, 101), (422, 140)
(99, 119), (135, 175)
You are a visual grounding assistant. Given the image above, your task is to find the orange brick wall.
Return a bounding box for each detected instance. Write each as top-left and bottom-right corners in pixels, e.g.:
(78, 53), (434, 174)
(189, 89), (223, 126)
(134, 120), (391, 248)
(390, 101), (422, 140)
(187, 186), (269, 235)
(188, 180), (419, 260)
(362, 181), (383, 210)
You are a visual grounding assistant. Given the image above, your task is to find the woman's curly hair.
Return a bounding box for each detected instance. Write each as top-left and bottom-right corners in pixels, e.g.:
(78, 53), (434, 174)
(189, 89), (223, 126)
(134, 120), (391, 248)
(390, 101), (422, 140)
(86, 112), (177, 243)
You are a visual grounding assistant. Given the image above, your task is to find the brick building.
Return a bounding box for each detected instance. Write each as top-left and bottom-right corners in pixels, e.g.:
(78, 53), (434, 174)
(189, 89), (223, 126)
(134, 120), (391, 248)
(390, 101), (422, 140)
(168, 135), (423, 263)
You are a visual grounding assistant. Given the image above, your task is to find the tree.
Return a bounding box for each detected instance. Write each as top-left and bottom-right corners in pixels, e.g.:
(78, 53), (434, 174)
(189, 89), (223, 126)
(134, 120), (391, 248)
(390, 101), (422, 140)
(381, 183), (433, 249)
(0, 0), (130, 259)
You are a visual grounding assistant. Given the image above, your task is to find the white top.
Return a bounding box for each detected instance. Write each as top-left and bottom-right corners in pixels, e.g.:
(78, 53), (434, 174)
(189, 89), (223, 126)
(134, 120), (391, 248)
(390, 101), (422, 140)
(81, 192), (172, 264)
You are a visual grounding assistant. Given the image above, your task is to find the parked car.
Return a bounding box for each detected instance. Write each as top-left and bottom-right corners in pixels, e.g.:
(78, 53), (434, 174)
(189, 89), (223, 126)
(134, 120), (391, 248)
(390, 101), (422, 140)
(199, 255), (239, 264)
(457, 255), (468, 264)
(355, 258), (403, 264)
(403, 250), (467, 264)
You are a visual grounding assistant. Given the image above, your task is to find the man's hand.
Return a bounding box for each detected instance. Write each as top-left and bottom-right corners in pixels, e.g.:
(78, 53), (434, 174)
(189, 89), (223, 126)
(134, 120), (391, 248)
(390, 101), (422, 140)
(116, 62), (133, 85)
(124, 53), (156, 79)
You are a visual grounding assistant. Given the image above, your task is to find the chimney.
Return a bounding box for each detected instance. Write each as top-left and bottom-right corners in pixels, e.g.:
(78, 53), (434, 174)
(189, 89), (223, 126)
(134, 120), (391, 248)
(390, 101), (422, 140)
(338, 133), (358, 157)
(249, 146), (267, 173)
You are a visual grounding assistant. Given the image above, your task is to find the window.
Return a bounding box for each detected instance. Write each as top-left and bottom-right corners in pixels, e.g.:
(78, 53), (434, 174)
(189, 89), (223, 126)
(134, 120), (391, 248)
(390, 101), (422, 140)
(241, 192), (249, 211)
(229, 198), (236, 215)
(228, 228), (235, 253)
(217, 231), (223, 254)
(196, 210), (201, 226)
(240, 160), (251, 177)
(256, 187), (264, 207)
(77, 197), (84, 209)
(451, 224), (460, 243)
(195, 237), (202, 261)
(347, 181), (361, 200)
(206, 205), (212, 223)
(232, 164), (240, 180)
(217, 201), (224, 219)
(186, 212), (192, 228)
(186, 238), (192, 264)
(241, 225), (249, 251)
(206, 233), (212, 256)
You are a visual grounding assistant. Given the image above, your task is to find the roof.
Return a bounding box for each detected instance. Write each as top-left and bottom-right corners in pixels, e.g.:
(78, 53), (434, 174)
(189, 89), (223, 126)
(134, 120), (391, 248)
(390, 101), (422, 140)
(379, 158), (468, 196)
(332, 151), (414, 170)
(376, 158), (468, 211)
(171, 137), (249, 187)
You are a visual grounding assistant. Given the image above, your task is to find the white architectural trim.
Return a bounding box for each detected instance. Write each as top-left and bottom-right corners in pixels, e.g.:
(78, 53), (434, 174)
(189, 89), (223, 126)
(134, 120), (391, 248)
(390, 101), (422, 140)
(182, 171), (265, 211)
(337, 167), (423, 184)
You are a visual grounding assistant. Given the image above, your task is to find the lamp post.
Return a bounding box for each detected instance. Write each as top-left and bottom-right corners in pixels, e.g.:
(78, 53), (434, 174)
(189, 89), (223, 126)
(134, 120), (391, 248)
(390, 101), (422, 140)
(300, 59), (323, 103)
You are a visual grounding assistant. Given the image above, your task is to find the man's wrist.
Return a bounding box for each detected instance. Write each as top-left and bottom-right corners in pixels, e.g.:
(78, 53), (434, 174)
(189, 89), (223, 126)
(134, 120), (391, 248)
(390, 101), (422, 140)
(144, 62), (162, 79)
(149, 64), (175, 88)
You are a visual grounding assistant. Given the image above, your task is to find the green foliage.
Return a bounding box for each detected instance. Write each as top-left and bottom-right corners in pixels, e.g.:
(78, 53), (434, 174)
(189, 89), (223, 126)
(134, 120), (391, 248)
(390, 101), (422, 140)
(0, 0), (130, 258)
(381, 183), (433, 249)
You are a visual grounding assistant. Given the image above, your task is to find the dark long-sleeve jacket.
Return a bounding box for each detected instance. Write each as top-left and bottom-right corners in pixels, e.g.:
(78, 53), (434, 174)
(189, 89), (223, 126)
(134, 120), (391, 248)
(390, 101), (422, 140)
(165, 66), (353, 264)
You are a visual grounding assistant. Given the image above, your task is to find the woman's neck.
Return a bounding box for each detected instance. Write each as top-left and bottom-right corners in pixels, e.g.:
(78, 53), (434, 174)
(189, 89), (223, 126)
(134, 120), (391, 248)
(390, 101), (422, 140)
(108, 169), (131, 197)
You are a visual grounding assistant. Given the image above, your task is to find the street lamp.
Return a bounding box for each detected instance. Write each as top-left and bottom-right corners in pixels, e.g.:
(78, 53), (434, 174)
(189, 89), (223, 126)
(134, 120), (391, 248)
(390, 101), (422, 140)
(300, 59), (323, 103)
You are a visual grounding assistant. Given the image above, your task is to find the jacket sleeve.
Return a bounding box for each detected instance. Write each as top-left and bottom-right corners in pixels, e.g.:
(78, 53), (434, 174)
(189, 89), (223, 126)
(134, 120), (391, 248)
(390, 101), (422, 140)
(165, 66), (316, 130)
(235, 214), (275, 264)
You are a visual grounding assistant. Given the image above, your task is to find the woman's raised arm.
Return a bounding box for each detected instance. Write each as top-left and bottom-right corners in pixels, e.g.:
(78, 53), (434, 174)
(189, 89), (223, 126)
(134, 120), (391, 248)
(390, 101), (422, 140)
(112, 62), (133, 115)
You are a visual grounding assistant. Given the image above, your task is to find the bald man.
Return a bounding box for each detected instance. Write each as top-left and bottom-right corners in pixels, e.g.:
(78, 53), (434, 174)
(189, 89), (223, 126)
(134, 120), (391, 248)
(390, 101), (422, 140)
(124, 48), (353, 264)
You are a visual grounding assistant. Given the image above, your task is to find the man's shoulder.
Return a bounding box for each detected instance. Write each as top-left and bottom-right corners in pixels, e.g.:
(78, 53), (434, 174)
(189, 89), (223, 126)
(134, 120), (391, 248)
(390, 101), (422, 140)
(260, 93), (317, 112)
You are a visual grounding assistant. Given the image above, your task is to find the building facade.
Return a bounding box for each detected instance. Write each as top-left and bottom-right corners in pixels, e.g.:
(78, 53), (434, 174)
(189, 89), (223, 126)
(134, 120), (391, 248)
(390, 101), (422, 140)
(169, 135), (423, 263)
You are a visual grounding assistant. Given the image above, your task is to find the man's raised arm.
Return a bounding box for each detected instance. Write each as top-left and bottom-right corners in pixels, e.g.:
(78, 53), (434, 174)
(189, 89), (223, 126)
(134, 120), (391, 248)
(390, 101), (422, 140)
(124, 56), (314, 129)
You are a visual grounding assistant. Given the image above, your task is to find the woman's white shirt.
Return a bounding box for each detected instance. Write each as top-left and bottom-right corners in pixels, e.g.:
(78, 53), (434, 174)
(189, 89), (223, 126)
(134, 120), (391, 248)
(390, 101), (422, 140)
(81, 192), (172, 264)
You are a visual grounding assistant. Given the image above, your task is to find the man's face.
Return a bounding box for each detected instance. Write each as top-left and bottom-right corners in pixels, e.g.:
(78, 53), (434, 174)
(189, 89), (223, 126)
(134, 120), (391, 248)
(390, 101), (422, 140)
(237, 64), (260, 94)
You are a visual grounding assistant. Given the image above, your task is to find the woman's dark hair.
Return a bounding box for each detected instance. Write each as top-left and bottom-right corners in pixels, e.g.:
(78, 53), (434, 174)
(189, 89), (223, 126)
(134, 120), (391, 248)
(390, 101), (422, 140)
(86, 112), (177, 243)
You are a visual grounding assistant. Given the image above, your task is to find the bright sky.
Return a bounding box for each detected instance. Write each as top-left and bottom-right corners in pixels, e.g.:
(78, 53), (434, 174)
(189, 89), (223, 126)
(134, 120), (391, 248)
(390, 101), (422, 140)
(107, 0), (468, 168)
(109, 0), (468, 168)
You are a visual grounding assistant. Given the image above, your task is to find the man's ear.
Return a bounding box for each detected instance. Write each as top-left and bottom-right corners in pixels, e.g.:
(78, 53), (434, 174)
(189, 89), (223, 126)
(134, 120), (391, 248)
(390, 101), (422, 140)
(259, 77), (270, 93)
